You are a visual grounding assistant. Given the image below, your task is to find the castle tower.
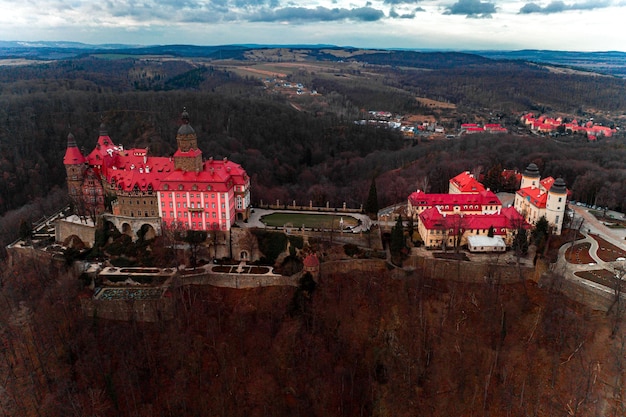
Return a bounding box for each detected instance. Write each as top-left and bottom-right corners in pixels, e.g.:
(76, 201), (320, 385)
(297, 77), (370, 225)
(174, 108), (203, 172)
(63, 132), (86, 210)
(545, 177), (567, 235)
(520, 163), (540, 189)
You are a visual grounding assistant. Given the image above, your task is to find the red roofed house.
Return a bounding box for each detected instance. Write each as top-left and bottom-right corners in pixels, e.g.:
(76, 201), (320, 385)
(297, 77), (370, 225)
(513, 163), (567, 235)
(448, 171), (486, 194)
(63, 109), (251, 243)
(303, 253), (320, 280)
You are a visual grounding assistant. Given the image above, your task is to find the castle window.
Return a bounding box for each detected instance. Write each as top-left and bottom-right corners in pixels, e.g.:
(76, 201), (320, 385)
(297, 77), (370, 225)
(178, 184), (183, 191)
(192, 184), (198, 191)
(164, 184), (169, 191)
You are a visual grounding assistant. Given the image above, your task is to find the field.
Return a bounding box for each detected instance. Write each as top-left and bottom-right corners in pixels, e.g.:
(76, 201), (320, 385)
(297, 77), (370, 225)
(260, 212), (359, 229)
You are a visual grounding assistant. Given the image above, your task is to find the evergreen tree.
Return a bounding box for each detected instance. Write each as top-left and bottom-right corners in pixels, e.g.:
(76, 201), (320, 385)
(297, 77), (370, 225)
(513, 227), (529, 256)
(365, 177), (379, 215)
(390, 214), (405, 257)
(532, 216), (550, 246)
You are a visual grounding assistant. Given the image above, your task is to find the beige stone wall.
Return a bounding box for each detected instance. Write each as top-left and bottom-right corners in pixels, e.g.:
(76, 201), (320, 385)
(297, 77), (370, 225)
(230, 227), (262, 261)
(112, 193), (159, 218)
(55, 218), (96, 248)
(406, 255), (535, 283)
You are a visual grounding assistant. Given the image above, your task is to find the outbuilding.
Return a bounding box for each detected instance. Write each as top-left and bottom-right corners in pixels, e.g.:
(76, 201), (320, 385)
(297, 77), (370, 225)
(467, 235), (506, 253)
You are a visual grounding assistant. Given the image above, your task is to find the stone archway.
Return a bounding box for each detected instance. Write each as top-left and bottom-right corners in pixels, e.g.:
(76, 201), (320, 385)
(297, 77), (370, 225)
(121, 223), (133, 238)
(102, 214), (162, 242)
(139, 224), (157, 241)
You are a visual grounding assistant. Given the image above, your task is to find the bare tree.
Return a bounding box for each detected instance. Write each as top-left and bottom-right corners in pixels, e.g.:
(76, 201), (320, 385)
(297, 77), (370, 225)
(608, 262), (625, 338)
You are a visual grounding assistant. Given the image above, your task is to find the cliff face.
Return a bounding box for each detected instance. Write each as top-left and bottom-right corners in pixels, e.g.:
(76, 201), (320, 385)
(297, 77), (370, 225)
(1, 259), (623, 417)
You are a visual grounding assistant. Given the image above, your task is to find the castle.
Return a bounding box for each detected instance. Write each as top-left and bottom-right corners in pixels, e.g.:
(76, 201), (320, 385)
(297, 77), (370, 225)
(63, 110), (250, 240)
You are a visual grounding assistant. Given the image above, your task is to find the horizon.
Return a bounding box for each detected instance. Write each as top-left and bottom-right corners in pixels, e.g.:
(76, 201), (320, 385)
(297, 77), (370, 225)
(0, 0), (624, 53)
(3, 40), (625, 55)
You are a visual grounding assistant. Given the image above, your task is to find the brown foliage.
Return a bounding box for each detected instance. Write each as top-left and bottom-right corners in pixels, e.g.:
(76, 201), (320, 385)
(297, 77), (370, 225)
(0, 258), (624, 417)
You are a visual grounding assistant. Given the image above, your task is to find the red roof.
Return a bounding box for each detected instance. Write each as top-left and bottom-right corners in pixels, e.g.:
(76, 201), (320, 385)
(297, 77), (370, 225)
(84, 132), (248, 193)
(408, 190), (500, 210)
(303, 254), (319, 267)
(449, 171), (486, 193)
(64, 146), (86, 165)
(540, 177), (555, 191)
(419, 206), (528, 233)
(516, 186), (548, 208)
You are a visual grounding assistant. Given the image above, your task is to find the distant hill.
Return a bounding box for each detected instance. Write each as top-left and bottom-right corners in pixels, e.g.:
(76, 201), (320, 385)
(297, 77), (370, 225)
(2, 41), (626, 77)
(474, 49), (626, 77)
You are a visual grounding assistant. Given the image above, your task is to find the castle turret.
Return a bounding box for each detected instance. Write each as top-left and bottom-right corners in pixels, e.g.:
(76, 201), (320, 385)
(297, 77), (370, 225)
(520, 163), (540, 189)
(63, 132), (86, 208)
(546, 177), (567, 235)
(174, 108), (203, 172)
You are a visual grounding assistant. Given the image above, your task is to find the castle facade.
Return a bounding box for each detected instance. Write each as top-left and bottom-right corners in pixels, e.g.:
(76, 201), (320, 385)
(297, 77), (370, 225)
(63, 110), (250, 235)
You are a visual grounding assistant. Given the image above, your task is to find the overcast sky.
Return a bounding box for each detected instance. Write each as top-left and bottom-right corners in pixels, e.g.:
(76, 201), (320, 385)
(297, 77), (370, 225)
(0, 0), (624, 51)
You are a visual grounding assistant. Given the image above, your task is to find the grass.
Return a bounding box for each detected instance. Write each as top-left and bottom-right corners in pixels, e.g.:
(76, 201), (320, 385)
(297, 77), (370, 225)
(260, 212), (359, 229)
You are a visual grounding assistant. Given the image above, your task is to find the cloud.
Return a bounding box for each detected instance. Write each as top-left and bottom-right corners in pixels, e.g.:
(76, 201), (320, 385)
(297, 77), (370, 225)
(389, 8), (419, 18)
(383, 0), (424, 4)
(519, 0), (612, 14)
(445, 0), (497, 17)
(248, 6), (385, 22)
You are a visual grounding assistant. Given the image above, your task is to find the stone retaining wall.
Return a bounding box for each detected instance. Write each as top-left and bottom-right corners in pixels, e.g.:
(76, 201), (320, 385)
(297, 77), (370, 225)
(407, 256), (536, 284)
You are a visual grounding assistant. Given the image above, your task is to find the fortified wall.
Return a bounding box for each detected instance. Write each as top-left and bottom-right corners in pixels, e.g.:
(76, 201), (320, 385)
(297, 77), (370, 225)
(408, 256), (537, 284)
(55, 216), (96, 248)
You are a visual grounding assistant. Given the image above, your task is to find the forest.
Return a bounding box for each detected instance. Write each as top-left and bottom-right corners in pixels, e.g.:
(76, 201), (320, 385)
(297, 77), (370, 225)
(1, 255), (625, 417)
(1, 47), (626, 416)
(1, 51), (626, 251)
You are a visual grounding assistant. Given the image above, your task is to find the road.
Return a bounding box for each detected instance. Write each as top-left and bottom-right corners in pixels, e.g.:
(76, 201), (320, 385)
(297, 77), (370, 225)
(553, 206), (626, 296)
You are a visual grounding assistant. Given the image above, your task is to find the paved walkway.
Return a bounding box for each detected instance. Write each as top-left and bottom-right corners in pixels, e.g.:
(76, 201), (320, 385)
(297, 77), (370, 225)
(554, 208), (626, 296)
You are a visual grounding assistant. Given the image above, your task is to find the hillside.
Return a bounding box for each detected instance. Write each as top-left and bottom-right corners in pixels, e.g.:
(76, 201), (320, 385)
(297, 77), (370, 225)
(1, 258), (624, 416)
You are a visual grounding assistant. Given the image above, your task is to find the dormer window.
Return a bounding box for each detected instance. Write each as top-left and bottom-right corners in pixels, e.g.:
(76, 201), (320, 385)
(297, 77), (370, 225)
(163, 184), (169, 190)
(178, 184), (183, 191)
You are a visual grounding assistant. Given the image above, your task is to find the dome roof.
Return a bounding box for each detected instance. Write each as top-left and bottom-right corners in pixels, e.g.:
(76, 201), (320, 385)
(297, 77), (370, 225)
(550, 177), (567, 194)
(523, 163), (540, 178)
(177, 108), (195, 135)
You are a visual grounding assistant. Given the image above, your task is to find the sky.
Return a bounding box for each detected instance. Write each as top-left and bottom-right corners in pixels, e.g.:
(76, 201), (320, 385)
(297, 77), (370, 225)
(0, 0), (624, 51)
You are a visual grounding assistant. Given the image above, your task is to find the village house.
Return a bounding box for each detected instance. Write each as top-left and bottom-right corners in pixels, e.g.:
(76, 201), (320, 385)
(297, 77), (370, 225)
(521, 113), (615, 139)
